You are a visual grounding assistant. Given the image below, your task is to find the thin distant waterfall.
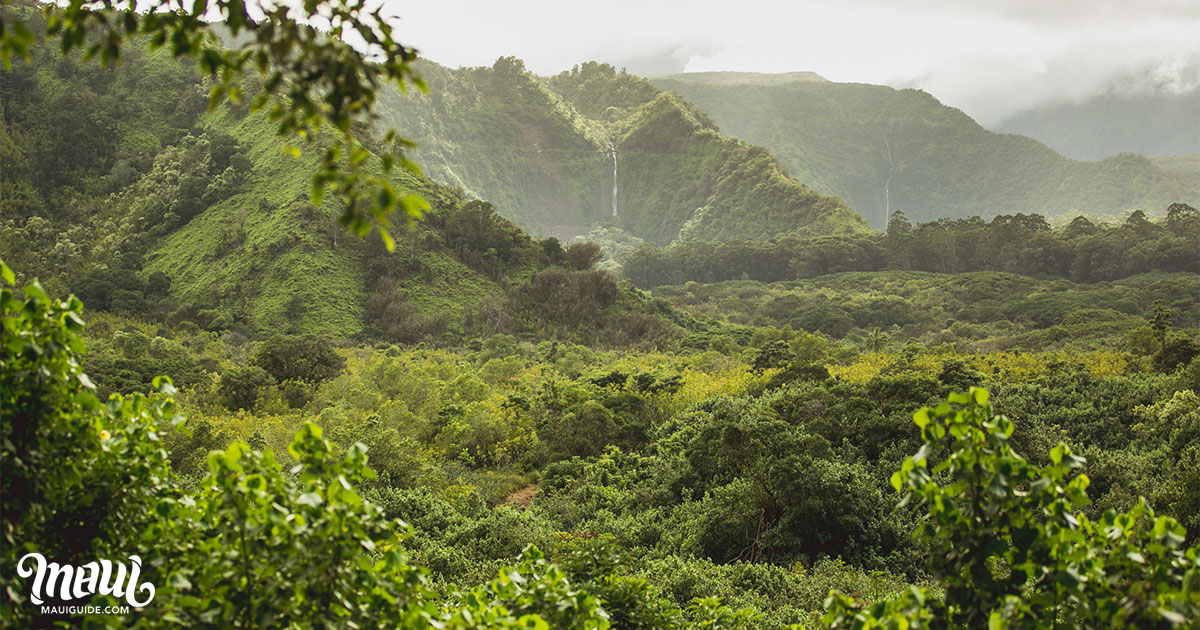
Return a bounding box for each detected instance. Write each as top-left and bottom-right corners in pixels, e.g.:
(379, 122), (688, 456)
(609, 142), (618, 217)
(883, 136), (892, 231)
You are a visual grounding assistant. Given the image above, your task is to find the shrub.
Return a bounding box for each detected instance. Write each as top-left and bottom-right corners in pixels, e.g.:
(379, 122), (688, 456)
(565, 241), (605, 271)
(820, 388), (1200, 627)
(216, 364), (276, 412)
(251, 334), (345, 384)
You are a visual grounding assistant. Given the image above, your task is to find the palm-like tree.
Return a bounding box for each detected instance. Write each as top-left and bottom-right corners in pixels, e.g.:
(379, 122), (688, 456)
(867, 327), (890, 352)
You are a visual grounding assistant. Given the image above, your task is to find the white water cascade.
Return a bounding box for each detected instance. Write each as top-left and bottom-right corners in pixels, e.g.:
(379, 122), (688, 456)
(609, 142), (618, 217)
(883, 136), (892, 231)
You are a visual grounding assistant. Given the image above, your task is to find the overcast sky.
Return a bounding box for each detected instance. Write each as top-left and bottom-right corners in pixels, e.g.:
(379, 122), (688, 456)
(384, 0), (1200, 125)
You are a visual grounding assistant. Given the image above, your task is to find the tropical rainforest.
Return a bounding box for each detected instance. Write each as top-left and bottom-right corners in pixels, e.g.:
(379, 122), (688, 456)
(1, 1), (1198, 628)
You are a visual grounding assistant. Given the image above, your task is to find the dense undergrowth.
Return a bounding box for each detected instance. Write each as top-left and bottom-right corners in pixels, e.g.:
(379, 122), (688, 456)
(3, 262), (1198, 628)
(622, 205), (1200, 287)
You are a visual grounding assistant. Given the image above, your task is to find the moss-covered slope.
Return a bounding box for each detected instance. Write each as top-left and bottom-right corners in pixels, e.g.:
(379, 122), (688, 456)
(375, 58), (611, 240)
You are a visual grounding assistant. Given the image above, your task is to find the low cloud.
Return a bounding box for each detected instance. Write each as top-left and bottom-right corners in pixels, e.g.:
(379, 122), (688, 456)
(386, 0), (1200, 123)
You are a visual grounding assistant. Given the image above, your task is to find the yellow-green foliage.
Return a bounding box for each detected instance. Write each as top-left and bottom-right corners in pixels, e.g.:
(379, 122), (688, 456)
(165, 343), (776, 498)
(654, 271), (1200, 352)
(828, 350), (1146, 384)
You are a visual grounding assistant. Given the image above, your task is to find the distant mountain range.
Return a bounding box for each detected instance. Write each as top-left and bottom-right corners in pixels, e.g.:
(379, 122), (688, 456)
(653, 72), (1198, 229)
(4, 6), (1195, 335)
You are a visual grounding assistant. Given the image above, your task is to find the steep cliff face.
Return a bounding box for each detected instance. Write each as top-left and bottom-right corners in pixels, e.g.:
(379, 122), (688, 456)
(611, 93), (865, 243)
(375, 58), (611, 240)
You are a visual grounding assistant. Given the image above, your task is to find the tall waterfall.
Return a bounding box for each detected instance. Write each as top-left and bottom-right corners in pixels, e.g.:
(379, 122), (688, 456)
(609, 142), (618, 217)
(883, 136), (893, 231)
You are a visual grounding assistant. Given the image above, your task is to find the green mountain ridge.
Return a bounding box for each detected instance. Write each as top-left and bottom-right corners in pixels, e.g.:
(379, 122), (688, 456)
(652, 70), (828, 86)
(375, 60), (869, 243)
(375, 57), (611, 240)
(652, 75), (1199, 229)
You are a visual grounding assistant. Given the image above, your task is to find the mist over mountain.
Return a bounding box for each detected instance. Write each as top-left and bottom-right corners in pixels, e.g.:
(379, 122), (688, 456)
(374, 59), (867, 243)
(994, 86), (1200, 161)
(391, 0), (1200, 130)
(653, 73), (1198, 228)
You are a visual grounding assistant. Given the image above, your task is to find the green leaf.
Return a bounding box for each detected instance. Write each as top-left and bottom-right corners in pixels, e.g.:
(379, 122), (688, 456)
(23, 281), (47, 301)
(153, 375), (177, 395)
(378, 228), (395, 253)
(171, 573), (194, 590)
(207, 84), (224, 110)
(1159, 608), (1186, 625)
(913, 407), (930, 430)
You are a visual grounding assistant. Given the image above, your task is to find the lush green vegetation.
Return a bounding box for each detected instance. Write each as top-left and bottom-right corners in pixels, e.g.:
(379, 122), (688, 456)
(653, 74), (1199, 229)
(1, 0), (428, 245)
(652, 271), (1200, 355)
(3, 3), (1199, 627)
(1, 26), (696, 346)
(4, 264), (1199, 627)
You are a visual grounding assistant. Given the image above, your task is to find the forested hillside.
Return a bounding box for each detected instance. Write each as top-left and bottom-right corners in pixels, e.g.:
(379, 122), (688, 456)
(653, 74), (1199, 229)
(376, 60), (868, 243)
(0, 21), (687, 346)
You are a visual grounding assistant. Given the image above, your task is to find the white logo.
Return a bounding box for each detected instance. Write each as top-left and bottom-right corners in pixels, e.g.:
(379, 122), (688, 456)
(16, 553), (156, 607)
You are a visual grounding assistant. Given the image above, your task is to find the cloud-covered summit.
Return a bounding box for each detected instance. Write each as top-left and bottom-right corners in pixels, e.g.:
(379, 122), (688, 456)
(388, 0), (1199, 125)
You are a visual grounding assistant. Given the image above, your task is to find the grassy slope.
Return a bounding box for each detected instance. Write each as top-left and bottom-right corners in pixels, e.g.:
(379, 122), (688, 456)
(652, 77), (1200, 229)
(144, 106), (522, 337)
(143, 106), (369, 336)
